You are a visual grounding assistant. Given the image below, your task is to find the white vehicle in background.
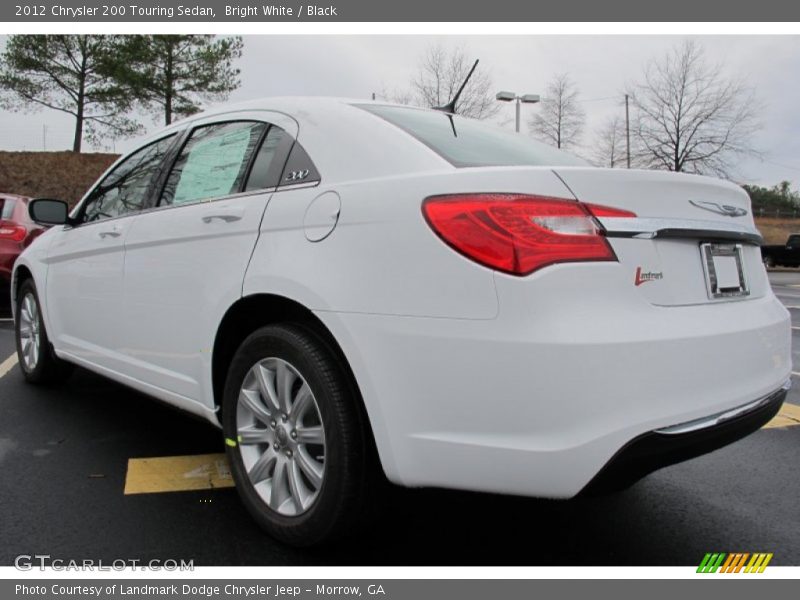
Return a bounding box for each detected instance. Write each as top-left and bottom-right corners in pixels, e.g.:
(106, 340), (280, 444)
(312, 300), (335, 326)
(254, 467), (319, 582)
(11, 97), (791, 546)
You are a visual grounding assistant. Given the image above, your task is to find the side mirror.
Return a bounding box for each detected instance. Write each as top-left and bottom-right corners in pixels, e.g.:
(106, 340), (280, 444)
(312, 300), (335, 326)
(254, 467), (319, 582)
(29, 198), (70, 226)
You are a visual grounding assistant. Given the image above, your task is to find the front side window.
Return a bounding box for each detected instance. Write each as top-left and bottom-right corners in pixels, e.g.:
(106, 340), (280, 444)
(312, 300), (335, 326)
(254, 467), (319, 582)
(82, 135), (177, 223)
(160, 121), (266, 207)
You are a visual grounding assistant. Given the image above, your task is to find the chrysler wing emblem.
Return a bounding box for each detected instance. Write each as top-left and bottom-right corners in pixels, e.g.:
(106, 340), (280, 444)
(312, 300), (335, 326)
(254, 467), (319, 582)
(689, 200), (748, 217)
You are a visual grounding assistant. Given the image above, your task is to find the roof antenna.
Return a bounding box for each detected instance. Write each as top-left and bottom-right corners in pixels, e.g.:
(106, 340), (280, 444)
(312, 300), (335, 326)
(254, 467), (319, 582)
(434, 59), (479, 115)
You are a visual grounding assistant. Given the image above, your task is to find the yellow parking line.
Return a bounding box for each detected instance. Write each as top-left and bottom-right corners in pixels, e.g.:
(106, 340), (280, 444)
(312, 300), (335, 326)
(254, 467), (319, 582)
(124, 453), (234, 494)
(0, 353), (18, 379)
(764, 403), (800, 429)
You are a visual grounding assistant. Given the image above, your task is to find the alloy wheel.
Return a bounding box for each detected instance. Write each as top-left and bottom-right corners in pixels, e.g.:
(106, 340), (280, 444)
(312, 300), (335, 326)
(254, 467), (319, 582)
(18, 293), (41, 372)
(236, 357), (326, 516)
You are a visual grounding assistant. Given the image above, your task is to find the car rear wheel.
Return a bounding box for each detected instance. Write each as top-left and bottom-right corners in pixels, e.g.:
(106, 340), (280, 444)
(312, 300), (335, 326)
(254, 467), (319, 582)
(763, 255), (775, 269)
(15, 279), (73, 384)
(222, 324), (375, 546)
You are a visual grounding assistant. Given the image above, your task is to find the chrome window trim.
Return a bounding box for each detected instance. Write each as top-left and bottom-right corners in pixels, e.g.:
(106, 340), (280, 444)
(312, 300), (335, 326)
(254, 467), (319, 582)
(61, 179), (322, 229)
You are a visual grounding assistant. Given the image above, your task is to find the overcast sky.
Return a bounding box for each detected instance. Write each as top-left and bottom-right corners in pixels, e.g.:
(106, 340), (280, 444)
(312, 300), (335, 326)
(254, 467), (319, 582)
(1, 34), (799, 186)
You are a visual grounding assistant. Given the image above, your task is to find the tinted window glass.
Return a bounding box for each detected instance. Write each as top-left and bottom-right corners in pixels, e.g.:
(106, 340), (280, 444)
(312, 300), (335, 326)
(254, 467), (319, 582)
(244, 126), (293, 191)
(359, 104), (588, 168)
(82, 135), (176, 223)
(0, 198), (15, 220)
(160, 121), (266, 206)
(278, 141), (320, 187)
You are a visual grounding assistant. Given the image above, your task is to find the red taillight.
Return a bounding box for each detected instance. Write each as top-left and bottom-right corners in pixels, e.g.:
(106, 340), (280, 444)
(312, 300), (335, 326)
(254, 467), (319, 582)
(0, 222), (27, 243)
(422, 194), (627, 276)
(583, 203), (637, 218)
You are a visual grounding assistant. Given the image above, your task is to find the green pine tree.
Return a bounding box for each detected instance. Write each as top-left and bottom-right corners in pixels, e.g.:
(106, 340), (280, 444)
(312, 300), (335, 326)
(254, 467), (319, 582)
(114, 35), (243, 126)
(0, 35), (140, 152)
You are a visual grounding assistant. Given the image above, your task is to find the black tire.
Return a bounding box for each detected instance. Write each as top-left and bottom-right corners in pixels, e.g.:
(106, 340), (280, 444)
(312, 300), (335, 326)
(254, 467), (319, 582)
(15, 279), (73, 384)
(222, 323), (376, 546)
(763, 255), (775, 269)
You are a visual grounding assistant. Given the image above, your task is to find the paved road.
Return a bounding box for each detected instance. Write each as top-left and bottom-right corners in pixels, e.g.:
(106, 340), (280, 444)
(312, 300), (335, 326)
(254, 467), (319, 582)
(0, 274), (798, 566)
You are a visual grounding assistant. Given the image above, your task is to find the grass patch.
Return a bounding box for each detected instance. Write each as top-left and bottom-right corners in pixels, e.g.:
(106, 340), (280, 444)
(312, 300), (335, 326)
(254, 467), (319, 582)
(755, 217), (800, 245)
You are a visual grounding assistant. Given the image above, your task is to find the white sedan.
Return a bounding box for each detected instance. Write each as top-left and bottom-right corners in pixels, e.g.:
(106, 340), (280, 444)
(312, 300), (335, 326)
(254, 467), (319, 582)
(11, 97), (791, 546)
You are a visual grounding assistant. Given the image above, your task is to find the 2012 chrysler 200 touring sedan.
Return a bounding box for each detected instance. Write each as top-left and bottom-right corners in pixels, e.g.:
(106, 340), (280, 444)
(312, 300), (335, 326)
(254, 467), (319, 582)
(11, 98), (791, 546)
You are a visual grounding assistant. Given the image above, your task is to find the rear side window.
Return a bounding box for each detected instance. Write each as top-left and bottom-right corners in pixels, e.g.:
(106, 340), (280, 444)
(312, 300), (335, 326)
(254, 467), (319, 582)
(0, 198), (15, 220)
(160, 121), (266, 207)
(358, 104), (588, 168)
(244, 126), (294, 191)
(82, 134), (177, 223)
(278, 141), (320, 187)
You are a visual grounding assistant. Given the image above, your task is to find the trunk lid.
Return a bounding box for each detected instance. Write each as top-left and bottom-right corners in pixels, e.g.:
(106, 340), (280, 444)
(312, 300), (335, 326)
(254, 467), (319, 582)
(553, 167), (767, 306)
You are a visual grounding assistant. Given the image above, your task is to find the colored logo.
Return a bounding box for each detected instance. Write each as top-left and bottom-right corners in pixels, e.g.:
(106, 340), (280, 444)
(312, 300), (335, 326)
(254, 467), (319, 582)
(697, 552), (773, 573)
(635, 267), (663, 286)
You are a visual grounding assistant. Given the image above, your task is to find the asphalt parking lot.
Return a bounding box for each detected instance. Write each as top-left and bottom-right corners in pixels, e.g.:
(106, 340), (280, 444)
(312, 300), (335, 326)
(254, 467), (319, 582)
(1, 273), (799, 567)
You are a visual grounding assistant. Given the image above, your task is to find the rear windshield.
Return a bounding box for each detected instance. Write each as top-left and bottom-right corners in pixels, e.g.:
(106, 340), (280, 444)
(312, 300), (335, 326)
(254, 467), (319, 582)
(358, 104), (588, 168)
(0, 197), (16, 220)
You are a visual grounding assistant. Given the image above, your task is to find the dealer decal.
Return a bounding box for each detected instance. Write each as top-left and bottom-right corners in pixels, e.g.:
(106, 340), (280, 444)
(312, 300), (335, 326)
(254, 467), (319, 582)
(635, 267), (664, 286)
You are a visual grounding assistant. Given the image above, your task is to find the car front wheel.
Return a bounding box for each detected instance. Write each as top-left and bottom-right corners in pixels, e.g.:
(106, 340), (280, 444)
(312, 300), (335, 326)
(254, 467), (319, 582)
(222, 323), (375, 546)
(15, 279), (73, 384)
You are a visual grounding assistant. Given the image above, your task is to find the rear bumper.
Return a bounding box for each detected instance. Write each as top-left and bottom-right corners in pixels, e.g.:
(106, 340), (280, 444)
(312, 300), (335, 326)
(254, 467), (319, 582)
(316, 264), (792, 498)
(1, 246), (16, 307)
(581, 380), (789, 495)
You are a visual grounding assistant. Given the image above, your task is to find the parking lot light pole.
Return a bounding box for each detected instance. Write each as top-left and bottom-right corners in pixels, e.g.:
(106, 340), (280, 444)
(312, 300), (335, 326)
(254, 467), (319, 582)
(496, 91), (541, 133)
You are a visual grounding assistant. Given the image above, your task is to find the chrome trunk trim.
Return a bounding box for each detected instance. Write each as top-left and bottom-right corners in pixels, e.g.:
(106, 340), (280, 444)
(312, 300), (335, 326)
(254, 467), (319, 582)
(598, 217), (763, 246)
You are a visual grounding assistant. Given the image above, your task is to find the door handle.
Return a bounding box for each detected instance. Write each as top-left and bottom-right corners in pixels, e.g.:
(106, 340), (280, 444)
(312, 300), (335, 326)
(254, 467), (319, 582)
(202, 214), (242, 224)
(98, 230), (121, 239)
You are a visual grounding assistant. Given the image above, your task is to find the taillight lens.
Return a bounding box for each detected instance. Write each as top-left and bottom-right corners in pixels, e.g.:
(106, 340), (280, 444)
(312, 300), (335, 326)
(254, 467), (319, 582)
(422, 194), (627, 276)
(0, 222), (27, 243)
(583, 203), (637, 218)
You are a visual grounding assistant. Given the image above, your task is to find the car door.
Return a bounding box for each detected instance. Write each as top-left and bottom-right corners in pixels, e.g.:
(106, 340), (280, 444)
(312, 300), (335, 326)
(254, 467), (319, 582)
(44, 134), (179, 372)
(120, 113), (297, 405)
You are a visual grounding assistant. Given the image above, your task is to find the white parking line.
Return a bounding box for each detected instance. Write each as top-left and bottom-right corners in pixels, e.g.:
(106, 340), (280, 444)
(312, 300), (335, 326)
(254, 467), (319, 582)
(792, 371), (800, 378)
(0, 353), (17, 379)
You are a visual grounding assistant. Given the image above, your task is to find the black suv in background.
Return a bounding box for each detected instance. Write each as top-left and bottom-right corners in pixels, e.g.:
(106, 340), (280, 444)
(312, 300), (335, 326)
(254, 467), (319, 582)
(762, 234), (800, 268)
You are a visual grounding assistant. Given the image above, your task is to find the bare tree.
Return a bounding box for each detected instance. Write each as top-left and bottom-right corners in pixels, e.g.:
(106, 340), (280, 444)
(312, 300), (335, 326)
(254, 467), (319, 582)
(591, 115), (627, 168)
(376, 85), (415, 106)
(529, 73), (585, 149)
(628, 40), (759, 177)
(406, 44), (499, 119)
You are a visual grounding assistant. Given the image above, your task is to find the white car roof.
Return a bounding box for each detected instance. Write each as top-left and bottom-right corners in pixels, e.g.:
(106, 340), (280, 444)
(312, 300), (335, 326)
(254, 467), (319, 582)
(155, 97), (453, 184)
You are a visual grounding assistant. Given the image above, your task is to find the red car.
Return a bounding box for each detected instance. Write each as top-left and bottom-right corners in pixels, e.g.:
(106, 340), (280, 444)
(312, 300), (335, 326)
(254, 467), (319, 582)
(1, 194), (45, 314)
